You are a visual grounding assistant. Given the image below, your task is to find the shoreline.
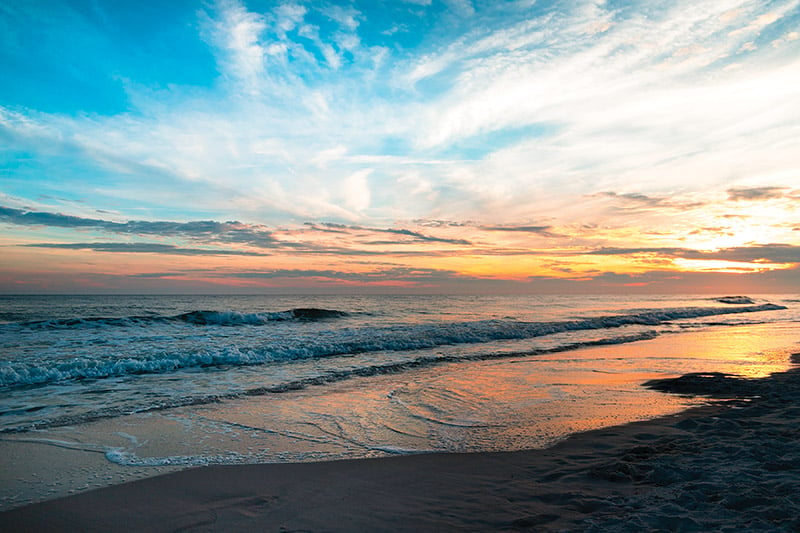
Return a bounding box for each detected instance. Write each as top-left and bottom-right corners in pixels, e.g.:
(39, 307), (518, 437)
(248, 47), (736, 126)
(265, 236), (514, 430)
(3, 353), (800, 531)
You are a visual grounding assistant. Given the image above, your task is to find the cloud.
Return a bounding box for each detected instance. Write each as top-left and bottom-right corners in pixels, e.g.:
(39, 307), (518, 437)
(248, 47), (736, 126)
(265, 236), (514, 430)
(380, 227), (470, 245)
(690, 244), (800, 264)
(414, 219), (468, 228)
(219, 266), (463, 282)
(404, 1), (800, 213)
(727, 186), (790, 201)
(593, 192), (666, 207)
(310, 222), (472, 245)
(443, 0), (475, 17)
(592, 192), (706, 211)
(2, 0), (798, 230)
(127, 272), (190, 278)
(343, 169), (372, 212)
(318, 4), (361, 31)
(1, 205), (474, 259)
(526, 266), (800, 294)
(0, 205), (107, 229)
(24, 242), (269, 256)
(1, 1), (799, 294)
(0, 205), (283, 248)
(479, 225), (558, 237)
(201, 0), (271, 94)
(3, 0), (798, 220)
(588, 247), (689, 256)
(589, 244), (800, 264)
(186, 265), (540, 293)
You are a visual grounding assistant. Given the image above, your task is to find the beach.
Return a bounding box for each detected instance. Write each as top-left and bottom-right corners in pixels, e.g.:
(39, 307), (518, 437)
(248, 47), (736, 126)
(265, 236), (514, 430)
(3, 356), (800, 531)
(0, 299), (800, 531)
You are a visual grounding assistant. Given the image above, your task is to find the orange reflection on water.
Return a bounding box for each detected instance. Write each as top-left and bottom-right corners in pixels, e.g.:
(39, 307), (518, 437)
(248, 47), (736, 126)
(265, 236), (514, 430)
(151, 322), (798, 463)
(653, 325), (794, 379)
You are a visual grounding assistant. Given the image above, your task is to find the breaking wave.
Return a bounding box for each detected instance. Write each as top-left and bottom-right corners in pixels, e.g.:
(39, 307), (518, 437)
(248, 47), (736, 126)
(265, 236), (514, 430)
(3, 330), (661, 433)
(713, 296), (756, 305)
(7, 307), (350, 330)
(0, 304), (784, 389)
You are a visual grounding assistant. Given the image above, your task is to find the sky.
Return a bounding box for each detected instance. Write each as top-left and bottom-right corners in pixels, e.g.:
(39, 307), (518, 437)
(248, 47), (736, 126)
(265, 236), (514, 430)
(0, 0), (798, 294)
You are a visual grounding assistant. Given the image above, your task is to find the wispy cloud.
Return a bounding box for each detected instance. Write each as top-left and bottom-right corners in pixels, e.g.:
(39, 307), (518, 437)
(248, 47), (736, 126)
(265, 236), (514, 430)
(1, 0), (798, 292)
(591, 192), (706, 211)
(589, 244), (800, 265)
(202, 0), (270, 94)
(0, 205), (473, 257)
(692, 244), (800, 264)
(0, 206), (283, 248)
(2, 0), (797, 225)
(727, 186), (792, 201)
(479, 225), (559, 237)
(308, 222), (472, 245)
(25, 242), (269, 256)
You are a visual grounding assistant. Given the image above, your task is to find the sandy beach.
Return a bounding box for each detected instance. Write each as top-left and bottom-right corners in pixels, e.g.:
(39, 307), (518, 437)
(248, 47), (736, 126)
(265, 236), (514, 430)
(3, 346), (800, 531)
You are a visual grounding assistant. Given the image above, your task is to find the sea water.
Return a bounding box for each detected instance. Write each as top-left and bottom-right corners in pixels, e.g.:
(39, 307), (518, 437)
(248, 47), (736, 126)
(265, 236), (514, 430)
(0, 294), (798, 495)
(0, 294), (793, 432)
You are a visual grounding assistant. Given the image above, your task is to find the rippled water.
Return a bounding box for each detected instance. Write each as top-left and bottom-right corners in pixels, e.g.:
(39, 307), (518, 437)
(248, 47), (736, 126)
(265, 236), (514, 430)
(1, 294), (796, 434)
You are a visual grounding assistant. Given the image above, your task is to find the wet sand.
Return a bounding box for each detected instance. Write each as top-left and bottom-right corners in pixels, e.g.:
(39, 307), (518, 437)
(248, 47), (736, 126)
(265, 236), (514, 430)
(3, 354), (800, 532)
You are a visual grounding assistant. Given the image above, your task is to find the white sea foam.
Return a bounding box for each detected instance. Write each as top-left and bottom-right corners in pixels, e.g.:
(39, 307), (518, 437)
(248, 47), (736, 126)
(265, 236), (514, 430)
(104, 449), (252, 467)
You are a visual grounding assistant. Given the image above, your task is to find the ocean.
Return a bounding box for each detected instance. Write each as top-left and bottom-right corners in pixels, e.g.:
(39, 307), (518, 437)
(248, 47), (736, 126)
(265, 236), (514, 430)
(1, 294), (798, 506)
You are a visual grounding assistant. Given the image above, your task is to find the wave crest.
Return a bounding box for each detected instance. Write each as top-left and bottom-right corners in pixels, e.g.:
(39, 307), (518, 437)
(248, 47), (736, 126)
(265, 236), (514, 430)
(0, 303), (785, 389)
(9, 307), (350, 330)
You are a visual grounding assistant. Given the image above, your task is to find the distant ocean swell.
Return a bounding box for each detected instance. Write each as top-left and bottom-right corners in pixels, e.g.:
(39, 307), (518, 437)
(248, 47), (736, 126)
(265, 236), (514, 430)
(0, 303), (784, 389)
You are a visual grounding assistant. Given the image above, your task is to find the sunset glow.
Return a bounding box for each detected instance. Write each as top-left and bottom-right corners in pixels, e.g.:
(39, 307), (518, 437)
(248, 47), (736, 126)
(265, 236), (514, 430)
(1, 0), (798, 293)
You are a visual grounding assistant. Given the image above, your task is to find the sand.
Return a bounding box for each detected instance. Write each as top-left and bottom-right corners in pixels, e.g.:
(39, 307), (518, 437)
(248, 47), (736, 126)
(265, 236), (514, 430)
(3, 355), (800, 532)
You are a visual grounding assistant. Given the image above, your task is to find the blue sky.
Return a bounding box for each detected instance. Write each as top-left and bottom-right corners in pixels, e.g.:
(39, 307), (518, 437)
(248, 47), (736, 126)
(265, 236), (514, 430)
(0, 0), (798, 292)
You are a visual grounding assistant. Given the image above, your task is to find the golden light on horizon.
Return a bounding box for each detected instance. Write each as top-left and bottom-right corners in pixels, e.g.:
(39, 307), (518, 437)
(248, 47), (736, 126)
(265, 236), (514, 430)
(673, 258), (792, 274)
